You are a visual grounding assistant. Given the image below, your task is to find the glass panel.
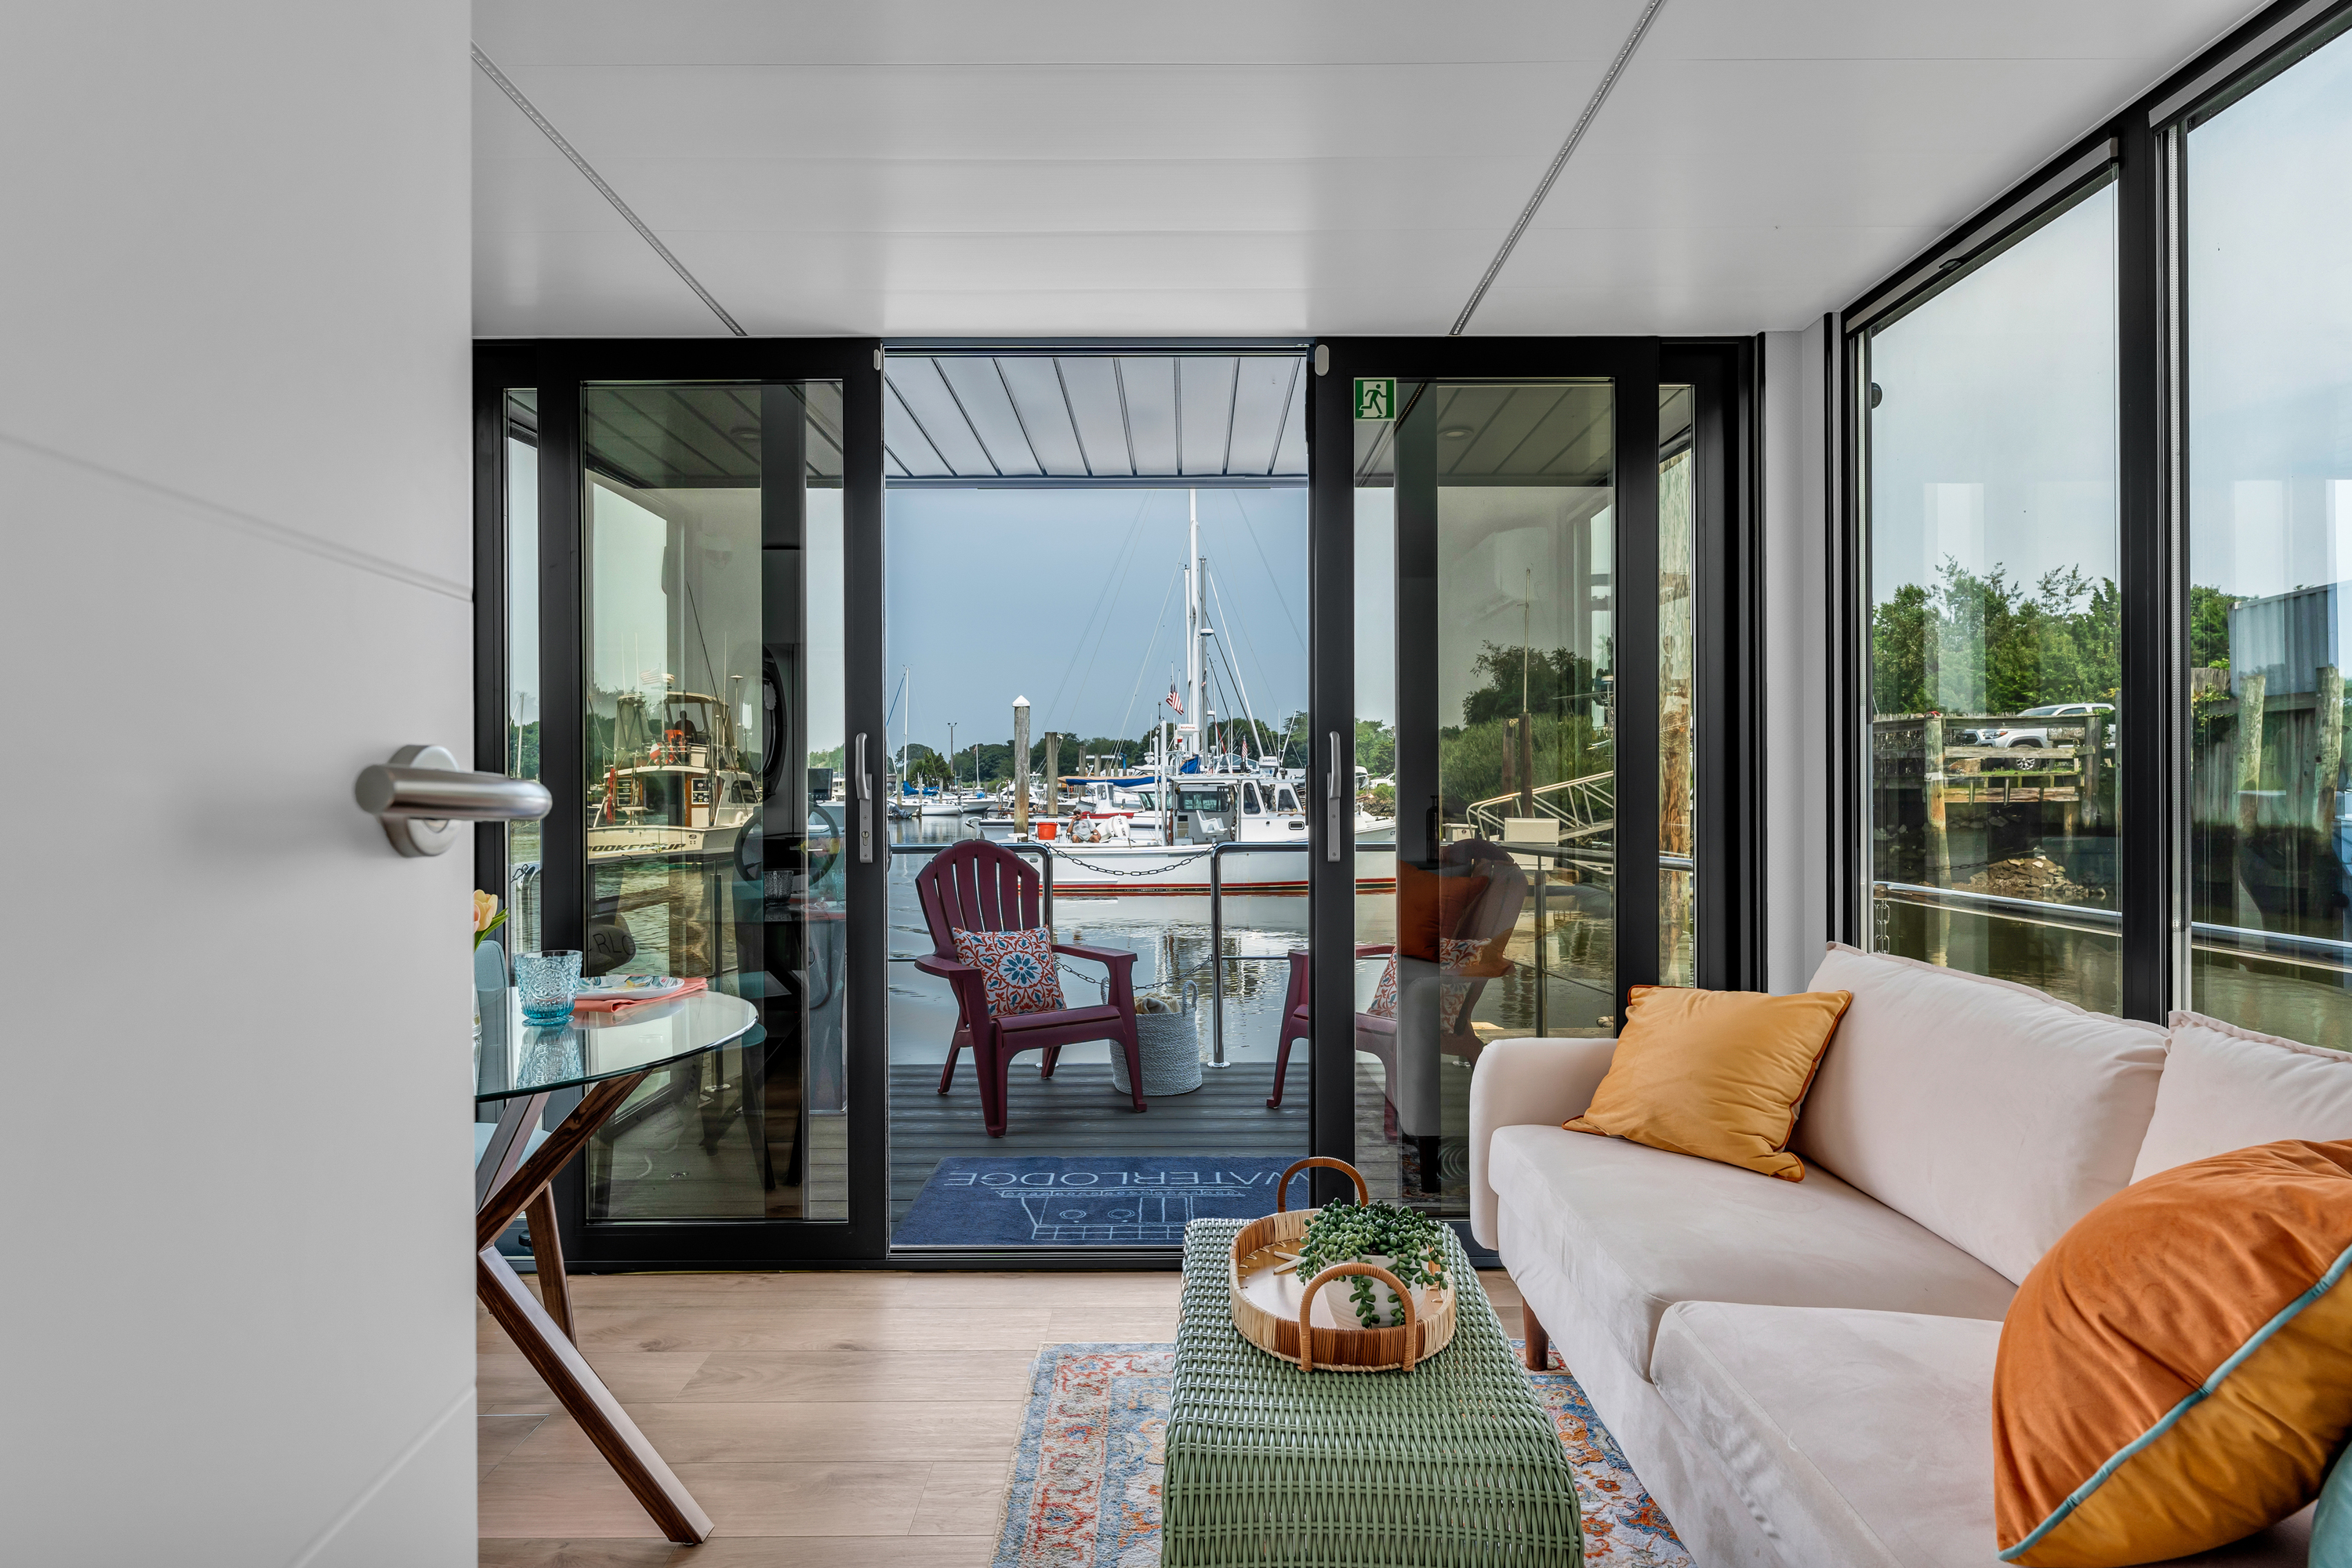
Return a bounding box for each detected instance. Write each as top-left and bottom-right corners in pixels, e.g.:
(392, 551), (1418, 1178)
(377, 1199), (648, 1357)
(2185, 26), (2352, 1046)
(1358, 379), (1616, 1217)
(503, 390), (541, 958)
(579, 381), (851, 1220)
(1659, 385), (1696, 985)
(1863, 184), (2123, 1011)
(881, 467), (1309, 1245)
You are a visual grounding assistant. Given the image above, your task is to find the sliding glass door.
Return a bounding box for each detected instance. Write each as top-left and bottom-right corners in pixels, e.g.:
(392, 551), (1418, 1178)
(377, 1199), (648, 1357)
(1309, 339), (1754, 1222)
(476, 340), (888, 1266)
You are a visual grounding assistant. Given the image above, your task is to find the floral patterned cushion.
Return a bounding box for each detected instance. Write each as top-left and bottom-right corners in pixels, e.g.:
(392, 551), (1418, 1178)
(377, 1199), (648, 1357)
(1365, 938), (1486, 1032)
(951, 926), (1065, 1018)
(1439, 936), (1487, 1033)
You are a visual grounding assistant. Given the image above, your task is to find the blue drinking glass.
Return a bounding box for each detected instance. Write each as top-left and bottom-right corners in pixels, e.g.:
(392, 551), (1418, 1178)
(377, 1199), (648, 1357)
(515, 949), (583, 1025)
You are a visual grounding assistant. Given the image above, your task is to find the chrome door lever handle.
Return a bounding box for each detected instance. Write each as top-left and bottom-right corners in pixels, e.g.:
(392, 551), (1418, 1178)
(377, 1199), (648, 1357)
(354, 745), (551, 858)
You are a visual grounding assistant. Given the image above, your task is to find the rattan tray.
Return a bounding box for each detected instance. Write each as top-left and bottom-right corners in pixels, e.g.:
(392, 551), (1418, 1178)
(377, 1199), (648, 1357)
(1228, 1156), (1457, 1371)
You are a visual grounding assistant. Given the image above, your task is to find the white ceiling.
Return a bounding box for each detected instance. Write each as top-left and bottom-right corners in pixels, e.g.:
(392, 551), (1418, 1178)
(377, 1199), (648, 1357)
(472, 1), (2263, 340)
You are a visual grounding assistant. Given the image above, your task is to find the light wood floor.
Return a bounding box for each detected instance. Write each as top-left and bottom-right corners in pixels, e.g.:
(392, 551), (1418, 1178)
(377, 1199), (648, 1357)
(477, 1265), (1527, 1566)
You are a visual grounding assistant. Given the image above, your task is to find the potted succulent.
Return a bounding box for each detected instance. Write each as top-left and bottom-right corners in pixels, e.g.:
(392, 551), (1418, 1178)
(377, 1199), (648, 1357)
(1293, 1199), (1451, 1329)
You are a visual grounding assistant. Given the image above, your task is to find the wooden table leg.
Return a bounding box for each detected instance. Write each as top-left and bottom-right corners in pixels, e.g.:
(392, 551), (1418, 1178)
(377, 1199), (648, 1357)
(523, 1187), (573, 1341)
(476, 1070), (710, 1542)
(478, 1247), (712, 1544)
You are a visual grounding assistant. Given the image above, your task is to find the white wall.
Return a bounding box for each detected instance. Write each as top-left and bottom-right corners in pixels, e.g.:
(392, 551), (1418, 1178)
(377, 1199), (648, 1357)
(0, 6), (476, 1563)
(1762, 323), (1834, 993)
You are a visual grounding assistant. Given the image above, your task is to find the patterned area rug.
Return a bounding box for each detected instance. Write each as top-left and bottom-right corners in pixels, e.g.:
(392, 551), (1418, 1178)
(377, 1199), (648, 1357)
(993, 1341), (1692, 1567)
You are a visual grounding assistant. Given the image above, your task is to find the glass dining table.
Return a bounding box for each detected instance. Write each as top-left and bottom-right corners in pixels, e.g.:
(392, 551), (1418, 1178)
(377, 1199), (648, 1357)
(474, 986), (761, 1544)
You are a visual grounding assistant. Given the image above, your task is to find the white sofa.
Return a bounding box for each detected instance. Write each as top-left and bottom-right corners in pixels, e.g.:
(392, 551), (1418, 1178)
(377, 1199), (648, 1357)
(1470, 943), (2343, 1568)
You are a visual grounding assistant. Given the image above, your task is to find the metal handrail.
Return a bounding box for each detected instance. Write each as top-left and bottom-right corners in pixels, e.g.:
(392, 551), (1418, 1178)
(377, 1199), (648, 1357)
(1872, 881), (2352, 978)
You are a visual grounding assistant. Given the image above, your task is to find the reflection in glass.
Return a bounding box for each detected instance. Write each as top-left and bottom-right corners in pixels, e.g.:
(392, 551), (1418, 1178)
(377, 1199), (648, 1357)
(2185, 25), (2352, 1046)
(1659, 386), (1696, 985)
(580, 382), (850, 1220)
(503, 390), (540, 958)
(1356, 380), (1616, 1217)
(1864, 185), (2122, 1011)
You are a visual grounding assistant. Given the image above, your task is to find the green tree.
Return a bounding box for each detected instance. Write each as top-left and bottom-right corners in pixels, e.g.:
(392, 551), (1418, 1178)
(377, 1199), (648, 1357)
(1871, 558), (2121, 717)
(2189, 583), (2238, 670)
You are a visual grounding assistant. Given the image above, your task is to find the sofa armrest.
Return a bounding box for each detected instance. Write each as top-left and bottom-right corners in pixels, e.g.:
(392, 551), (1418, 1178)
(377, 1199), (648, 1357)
(1468, 1036), (1619, 1250)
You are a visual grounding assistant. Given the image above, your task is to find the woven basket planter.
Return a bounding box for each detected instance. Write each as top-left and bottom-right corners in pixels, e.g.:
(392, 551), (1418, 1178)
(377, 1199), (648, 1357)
(1229, 1156), (1457, 1372)
(1112, 988), (1203, 1097)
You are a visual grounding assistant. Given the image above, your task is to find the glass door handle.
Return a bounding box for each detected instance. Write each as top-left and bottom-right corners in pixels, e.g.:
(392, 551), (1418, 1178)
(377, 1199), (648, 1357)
(354, 744), (551, 858)
(1327, 731), (1343, 862)
(854, 732), (874, 863)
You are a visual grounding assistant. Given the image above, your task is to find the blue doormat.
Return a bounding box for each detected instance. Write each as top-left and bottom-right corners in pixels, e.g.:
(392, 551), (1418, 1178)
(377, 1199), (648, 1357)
(895, 1155), (1297, 1247)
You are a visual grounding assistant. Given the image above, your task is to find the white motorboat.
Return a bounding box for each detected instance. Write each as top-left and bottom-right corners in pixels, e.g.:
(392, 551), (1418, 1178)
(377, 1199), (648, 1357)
(587, 691), (759, 864)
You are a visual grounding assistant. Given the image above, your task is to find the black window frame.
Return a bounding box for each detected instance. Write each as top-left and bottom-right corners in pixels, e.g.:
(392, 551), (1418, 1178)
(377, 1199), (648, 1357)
(473, 337), (891, 1269)
(1828, 0), (2352, 1023)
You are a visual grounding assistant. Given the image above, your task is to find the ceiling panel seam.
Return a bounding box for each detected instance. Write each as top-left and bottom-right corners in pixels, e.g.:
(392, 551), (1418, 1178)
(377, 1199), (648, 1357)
(884, 376), (952, 473)
(1219, 358), (1240, 476)
(471, 44), (747, 337)
(1268, 358), (1301, 477)
(931, 363), (1006, 476)
(1448, 0), (1669, 336)
(1052, 359), (1098, 477)
(1113, 361), (1140, 474)
(989, 359), (1050, 474)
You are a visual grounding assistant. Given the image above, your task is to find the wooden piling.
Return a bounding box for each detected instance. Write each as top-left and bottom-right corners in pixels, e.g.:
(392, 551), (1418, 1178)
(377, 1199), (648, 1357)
(1013, 696), (1032, 838)
(2081, 713), (2103, 829)
(1924, 713), (1951, 967)
(2234, 671), (2266, 927)
(2317, 665), (2344, 837)
(2234, 671), (2268, 833)
(1923, 713), (1951, 883)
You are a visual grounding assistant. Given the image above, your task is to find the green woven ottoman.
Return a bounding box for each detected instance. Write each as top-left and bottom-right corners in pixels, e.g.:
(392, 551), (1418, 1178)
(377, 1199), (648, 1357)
(1163, 1218), (1584, 1566)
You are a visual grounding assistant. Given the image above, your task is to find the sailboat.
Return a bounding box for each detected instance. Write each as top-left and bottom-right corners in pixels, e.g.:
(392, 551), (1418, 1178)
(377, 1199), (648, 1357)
(985, 491), (1394, 896)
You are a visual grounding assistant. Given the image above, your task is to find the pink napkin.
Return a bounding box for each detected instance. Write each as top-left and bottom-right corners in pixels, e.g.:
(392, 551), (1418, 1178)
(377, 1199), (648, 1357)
(572, 976), (706, 1015)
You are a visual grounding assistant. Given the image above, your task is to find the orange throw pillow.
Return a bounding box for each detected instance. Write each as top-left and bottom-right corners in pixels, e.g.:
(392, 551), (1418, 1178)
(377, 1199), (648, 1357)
(1564, 985), (1852, 1181)
(1992, 1138), (2352, 1566)
(1394, 858), (1491, 962)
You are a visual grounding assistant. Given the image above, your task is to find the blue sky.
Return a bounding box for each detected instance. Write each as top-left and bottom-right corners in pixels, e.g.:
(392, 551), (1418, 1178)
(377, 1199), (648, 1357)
(886, 486), (1308, 756)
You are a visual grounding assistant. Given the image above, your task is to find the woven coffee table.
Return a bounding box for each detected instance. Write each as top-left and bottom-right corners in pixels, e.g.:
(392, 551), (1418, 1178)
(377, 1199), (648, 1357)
(1163, 1218), (1584, 1567)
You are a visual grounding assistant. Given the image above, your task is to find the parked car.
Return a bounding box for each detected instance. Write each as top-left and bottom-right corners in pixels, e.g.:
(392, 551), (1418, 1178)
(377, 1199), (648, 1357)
(1957, 702), (2115, 750)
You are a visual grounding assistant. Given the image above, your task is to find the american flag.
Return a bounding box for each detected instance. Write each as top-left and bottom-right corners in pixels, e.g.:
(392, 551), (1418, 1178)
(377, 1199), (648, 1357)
(1164, 686), (1184, 716)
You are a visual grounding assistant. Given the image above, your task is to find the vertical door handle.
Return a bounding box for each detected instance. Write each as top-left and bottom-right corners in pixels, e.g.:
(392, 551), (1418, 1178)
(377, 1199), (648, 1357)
(1326, 731), (1343, 863)
(855, 732), (874, 863)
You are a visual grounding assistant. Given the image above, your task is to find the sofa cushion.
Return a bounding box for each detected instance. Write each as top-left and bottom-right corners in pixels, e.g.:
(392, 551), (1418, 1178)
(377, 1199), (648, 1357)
(1650, 1301), (2314, 1568)
(1565, 984), (1853, 1181)
(1486, 1123), (2014, 1380)
(1795, 943), (2166, 1284)
(2134, 1012), (2352, 1181)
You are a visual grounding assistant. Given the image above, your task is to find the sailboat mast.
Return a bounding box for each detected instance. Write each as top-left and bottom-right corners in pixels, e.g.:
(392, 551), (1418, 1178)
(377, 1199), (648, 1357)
(1185, 489), (1202, 760)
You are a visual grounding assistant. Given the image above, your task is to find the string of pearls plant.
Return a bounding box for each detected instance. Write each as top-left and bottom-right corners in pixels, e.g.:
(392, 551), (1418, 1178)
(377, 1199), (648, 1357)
(1293, 1199), (1451, 1328)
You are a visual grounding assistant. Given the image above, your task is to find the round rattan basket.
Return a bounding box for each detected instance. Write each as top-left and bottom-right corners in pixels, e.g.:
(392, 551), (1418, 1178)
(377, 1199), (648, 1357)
(1228, 1156), (1457, 1372)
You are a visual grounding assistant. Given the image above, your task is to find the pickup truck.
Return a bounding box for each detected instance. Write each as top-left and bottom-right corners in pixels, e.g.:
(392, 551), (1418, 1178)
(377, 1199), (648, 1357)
(1955, 702), (2115, 750)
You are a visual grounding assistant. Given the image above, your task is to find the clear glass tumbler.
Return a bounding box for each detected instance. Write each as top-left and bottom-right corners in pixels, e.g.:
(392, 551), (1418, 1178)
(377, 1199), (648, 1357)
(514, 949), (583, 1025)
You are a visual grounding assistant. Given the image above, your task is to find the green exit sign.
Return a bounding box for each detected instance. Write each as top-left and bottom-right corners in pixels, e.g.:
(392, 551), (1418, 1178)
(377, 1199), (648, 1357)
(1353, 377), (1396, 420)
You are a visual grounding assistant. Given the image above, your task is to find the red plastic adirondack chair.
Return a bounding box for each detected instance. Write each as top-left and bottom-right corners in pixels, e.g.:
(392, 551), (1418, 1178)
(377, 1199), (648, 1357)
(1266, 840), (1528, 1128)
(913, 840), (1147, 1138)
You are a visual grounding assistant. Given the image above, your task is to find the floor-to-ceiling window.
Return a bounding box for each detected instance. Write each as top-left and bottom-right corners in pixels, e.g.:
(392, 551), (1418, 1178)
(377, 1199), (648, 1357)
(1858, 179), (2124, 1012)
(2184, 20), (2352, 1044)
(1839, 1), (2352, 1047)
